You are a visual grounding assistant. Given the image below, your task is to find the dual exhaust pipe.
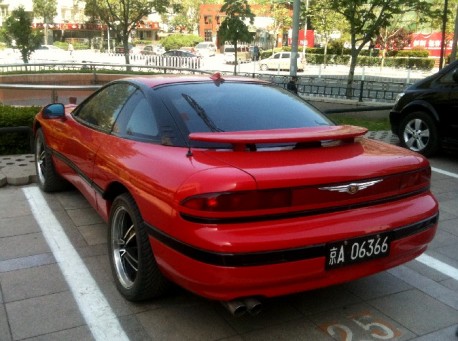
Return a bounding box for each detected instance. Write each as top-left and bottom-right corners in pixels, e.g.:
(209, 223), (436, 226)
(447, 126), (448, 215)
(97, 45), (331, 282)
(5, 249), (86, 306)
(221, 298), (263, 316)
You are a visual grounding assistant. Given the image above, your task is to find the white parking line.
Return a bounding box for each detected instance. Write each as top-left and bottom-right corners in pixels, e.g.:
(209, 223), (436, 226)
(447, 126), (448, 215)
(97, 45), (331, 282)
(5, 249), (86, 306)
(432, 166), (458, 179)
(418, 166), (458, 281)
(23, 186), (129, 341)
(417, 254), (458, 281)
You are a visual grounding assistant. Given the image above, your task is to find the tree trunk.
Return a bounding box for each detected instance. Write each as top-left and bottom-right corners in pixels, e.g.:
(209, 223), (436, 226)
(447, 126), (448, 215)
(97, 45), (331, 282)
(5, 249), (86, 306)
(346, 49), (358, 99)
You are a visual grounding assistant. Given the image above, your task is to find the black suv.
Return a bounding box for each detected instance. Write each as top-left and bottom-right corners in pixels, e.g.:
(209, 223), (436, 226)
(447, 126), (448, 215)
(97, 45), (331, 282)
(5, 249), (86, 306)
(390, 60), (458, 156)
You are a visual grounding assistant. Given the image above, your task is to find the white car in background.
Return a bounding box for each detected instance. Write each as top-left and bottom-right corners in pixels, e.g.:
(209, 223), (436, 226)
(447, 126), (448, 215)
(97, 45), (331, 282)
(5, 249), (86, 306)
(31, 45), (73, 62)
(195, 42), (216, 57)
(259, 51), (306, 71)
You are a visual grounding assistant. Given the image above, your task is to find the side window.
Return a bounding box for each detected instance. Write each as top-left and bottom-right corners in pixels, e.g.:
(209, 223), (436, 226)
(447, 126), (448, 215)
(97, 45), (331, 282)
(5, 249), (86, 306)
(114, 90), (159, 141)
(440, 66), (458, 84)
(273, 53), (280, 59)
(125, 98), (158, 139)
(74, 83), (136, 131)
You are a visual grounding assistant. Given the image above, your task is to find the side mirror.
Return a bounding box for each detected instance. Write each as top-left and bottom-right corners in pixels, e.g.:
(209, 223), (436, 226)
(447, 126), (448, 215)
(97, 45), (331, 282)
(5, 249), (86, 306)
(452, 69), (458, 83)
(43, 103), (65, 119)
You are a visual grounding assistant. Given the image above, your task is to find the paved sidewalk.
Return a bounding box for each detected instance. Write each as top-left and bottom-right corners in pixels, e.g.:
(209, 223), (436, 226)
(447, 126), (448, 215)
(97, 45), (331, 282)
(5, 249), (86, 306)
(0, 150), (457, 341)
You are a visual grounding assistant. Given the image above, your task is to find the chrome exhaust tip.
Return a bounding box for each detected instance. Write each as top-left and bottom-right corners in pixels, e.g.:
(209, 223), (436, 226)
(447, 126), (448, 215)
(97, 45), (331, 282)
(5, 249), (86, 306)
(244, 298), (262, 315)
(221, 300), (247, 317)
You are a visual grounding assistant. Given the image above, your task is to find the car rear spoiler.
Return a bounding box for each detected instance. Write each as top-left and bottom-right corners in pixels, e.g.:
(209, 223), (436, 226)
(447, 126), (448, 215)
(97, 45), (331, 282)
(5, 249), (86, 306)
(189, 125), (368, 151)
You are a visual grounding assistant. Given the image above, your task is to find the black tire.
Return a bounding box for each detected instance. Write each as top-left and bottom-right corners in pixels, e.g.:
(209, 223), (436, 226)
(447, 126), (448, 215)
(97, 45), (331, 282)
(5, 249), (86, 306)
(108, 193), (170, 301)
(398, 111), (440, 157)
(35, 128), (68, 192)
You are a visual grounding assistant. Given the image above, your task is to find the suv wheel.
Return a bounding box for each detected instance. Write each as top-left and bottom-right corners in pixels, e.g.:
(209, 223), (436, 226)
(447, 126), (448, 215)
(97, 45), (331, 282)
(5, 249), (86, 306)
(260, 64), (268, 71)
(399, 111), (440, 157)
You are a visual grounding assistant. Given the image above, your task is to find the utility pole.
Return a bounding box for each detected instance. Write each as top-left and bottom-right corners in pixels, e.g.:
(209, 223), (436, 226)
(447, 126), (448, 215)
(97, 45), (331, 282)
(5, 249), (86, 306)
(289, 0), (301, 75)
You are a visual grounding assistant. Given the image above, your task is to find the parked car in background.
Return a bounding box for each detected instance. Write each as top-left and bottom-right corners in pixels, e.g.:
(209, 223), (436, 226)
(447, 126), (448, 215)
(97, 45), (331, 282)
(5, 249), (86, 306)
(162, 50), (199, 58)
(115, 44), (134, 54)
(159, 49), (201, 68)
(37, 45), (64, 51)
(31, 45), (71, 62)
(195, 42), (217, 57)
(34, 74), (438, 316)
(223, 45), (251, 64)
(259, 51), (306, 71)
(390, 60), (458, 156)
(141, 44), (165, 55)
(178, 46), (196, 54)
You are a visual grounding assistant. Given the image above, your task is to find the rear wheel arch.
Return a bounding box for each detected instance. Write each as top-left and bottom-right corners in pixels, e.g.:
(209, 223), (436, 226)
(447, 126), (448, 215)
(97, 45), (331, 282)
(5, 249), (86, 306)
(108, 192), (170, 301)
(400, 101), (440, 125)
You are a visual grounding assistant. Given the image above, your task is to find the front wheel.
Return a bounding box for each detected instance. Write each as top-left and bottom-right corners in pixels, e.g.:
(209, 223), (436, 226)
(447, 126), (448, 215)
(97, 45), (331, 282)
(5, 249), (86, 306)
(260, 64), (268, 71)
(399, 111), (440, 157)
(108, 193), (169, 301)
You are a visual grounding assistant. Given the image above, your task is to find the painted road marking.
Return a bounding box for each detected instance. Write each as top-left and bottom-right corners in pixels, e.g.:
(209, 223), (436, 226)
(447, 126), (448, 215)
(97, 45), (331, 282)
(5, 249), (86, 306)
(417, 254), (458, 281)
(432, 166), (458, 179)
(23, 186), (129, 341)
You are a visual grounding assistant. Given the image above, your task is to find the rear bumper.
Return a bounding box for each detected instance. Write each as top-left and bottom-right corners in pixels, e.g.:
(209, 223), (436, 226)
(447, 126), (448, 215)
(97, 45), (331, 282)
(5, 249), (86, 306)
(147, 193), (438, 301)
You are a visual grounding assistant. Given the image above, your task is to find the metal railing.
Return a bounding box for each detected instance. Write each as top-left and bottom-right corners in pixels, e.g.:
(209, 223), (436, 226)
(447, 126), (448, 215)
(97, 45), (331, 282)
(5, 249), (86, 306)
(0, 61), (412, 103)
(252, 74), (409, 103)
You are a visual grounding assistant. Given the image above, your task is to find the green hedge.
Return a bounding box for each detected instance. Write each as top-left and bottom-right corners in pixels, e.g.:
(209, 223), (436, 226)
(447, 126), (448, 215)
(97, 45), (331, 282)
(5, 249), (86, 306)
(260, 47), (434, 70)
(0, 105), (39, 155)
(160, 34), (203, 51)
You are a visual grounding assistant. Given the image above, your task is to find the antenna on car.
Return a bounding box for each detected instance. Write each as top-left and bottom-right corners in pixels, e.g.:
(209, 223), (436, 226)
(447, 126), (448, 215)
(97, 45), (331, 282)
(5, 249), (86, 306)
(186, 145), (193, 158)
(210, 72), (224, 85)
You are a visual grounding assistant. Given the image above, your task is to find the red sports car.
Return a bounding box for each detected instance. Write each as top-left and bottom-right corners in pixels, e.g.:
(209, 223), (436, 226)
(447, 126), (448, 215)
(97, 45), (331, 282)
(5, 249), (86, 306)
(34, 74), (438, 316)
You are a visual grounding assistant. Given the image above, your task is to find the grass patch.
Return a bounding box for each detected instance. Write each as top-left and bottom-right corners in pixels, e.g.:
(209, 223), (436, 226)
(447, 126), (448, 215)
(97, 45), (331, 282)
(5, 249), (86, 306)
(329, 114), (390, 131)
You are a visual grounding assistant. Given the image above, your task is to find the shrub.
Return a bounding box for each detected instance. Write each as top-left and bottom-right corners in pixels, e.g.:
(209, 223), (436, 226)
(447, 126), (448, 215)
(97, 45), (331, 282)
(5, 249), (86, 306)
(160, 34), (203, 51)
(0, 105), (39, 155)
(397, 48), (430, 58)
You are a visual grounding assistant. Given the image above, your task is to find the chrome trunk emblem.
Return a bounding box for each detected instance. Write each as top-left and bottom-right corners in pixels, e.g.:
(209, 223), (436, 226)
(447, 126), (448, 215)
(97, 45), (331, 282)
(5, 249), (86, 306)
(319, 179), (383, 194)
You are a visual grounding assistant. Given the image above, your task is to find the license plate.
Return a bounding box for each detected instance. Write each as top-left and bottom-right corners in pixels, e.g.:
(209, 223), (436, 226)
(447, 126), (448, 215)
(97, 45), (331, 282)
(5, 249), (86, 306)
(326, 233), (391, 269)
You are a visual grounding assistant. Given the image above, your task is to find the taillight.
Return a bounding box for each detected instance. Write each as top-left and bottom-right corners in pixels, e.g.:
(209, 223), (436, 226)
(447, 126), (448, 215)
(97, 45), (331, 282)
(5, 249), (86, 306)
(181, 189), (292, 212)
(179, 168), (432, 222)
(400, 167), (431, 192)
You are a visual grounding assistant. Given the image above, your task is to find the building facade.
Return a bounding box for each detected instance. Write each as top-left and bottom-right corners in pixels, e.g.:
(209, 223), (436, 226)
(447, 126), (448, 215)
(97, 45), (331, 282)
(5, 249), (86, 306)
(0, 0), (160, 45)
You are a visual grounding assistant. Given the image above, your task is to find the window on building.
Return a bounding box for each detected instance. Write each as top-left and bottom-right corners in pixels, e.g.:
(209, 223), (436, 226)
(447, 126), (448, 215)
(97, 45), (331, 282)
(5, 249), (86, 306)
(204, 16), (212, 25)
(204, 30), (212, 42)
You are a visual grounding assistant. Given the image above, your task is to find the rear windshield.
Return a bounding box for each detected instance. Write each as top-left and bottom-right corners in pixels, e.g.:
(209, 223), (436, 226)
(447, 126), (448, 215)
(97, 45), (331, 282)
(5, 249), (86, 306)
(157, 82), (332, 136)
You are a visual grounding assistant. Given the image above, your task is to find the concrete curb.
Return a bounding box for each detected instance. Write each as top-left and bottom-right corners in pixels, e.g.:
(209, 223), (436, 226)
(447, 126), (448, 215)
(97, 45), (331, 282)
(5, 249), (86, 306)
(0, 131), (400, 188)
(0, 154), (36, 187)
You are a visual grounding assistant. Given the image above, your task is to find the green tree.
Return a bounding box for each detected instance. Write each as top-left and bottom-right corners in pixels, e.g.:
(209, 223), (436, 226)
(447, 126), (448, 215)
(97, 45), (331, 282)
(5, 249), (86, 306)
(308, 0), (347, 65)
(376, 27), (412, 67)
(217, 0), (255, 74)
(3, 6), (43, 64)
(328, 0), (436, 97)
(85, 0), (173, 65)
(270, 4), (292, 53)
(32, 0), (57, 45)
(167, 0), (205, 34)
